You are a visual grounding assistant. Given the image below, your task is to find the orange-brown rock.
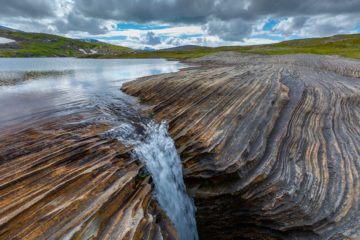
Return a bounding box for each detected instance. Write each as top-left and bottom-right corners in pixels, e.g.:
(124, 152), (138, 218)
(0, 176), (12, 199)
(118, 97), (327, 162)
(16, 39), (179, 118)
(0, 114), (177, 240)
(122, 52), (360, 239)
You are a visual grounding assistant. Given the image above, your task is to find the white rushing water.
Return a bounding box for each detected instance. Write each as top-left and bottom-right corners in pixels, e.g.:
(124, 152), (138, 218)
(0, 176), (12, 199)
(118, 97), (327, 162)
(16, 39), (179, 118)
(109, 121), (199, 240)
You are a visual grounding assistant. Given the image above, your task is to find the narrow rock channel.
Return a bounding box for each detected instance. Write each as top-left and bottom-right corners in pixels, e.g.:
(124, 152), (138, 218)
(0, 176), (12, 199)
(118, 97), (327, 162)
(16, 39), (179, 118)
(108, 120), (198, 240)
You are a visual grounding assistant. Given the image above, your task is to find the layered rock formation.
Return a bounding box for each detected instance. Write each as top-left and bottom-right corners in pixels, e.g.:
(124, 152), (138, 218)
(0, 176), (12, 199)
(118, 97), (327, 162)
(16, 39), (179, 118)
(122, 52), (360, 239)
(1, 52), (359, 240)
(0, 114), (177, 240)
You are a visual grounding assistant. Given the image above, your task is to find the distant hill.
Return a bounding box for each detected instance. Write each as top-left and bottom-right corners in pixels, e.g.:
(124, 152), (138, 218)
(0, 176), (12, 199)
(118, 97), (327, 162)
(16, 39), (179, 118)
(160, 45), (210, 52)
(0, 26), (20, 32)
(214, 34), (360, 59)
(0, 27), (131, 57)
(95, 33), (360, 60)
(79, 38), (101, 43)
(142, 47), (156, 52)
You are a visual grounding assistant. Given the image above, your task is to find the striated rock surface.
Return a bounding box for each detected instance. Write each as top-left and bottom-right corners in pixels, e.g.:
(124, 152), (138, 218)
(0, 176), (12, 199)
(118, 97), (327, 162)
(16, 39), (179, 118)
(122, 52), (360, 239)
(0, 114), (177, 240)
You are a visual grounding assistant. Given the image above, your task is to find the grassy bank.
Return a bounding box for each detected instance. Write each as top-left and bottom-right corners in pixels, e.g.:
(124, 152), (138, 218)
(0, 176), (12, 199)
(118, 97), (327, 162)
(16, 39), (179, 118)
(86, 33), (360, 60)
(0, 30), (130, 57)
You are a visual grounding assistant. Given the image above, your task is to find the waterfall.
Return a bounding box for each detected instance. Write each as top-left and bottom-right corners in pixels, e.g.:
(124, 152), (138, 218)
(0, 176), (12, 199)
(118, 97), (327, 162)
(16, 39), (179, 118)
(108, 120), (199, 240)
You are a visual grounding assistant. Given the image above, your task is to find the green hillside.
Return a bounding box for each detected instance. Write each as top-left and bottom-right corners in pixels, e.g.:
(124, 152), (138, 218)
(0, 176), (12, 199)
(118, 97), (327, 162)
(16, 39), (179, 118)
(0, 28), (131, 57)
(1, 28), (360, 59)
(90, 34), (360, 60)
(218, 34), (360, 59)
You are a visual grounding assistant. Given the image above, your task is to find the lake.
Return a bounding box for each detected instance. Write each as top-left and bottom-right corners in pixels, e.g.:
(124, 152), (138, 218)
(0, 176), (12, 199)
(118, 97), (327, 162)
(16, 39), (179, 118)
(0, 58), (184, 129)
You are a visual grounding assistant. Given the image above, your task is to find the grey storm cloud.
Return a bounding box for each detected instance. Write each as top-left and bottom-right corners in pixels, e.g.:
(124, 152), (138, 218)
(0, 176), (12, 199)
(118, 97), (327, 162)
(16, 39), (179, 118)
(0, 0), (58, 18)
(72, 0), (360, 22)
(73, 0), (215, 23)
(71, 0), (360, 40)
(54, 11), (109, 35)
(1, 0), (360, 41)
(206, 18), (253, 41)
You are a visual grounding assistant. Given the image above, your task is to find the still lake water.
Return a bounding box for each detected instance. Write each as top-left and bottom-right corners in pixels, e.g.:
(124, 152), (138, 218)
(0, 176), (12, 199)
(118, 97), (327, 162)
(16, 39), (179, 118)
(0, 58), (199, 240)
(0, 58), (183, 128)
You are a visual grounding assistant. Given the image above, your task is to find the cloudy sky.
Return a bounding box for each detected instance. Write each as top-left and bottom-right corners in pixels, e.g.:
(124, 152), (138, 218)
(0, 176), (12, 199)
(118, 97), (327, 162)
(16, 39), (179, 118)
(1, 0), (360, 49)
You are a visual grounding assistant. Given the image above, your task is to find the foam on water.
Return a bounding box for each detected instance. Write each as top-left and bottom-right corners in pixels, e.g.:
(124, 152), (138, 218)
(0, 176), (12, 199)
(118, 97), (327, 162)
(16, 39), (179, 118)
(109, 121), (199, 240)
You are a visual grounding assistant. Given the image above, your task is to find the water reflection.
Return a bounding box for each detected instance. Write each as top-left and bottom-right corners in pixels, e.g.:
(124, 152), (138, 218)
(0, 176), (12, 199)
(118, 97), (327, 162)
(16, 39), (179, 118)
(0, 58), (184, 128)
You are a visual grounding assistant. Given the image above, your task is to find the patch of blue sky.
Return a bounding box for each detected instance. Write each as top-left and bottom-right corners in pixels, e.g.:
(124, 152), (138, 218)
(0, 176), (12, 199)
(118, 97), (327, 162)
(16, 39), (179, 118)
(263, 18), (281, 31)
(262, 17), (288, 31)
(356, 24), (360, 32)
(116, 22), (171, 31)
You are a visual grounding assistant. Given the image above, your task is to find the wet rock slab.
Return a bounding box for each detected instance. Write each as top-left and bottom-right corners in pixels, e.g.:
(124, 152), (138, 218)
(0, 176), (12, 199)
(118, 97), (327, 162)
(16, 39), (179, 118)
(122, 52), (360, 239)
(0, 114), (177, 240)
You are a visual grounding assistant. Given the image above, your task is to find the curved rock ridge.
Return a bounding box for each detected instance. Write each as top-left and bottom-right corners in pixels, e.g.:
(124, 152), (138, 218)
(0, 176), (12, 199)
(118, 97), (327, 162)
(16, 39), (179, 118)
(0, 114), (177, 240)
(122, 52), (360, 239)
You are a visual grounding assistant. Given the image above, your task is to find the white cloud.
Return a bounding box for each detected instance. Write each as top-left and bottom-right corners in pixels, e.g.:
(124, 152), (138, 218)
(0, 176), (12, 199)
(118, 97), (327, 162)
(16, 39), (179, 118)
(241, 38), (279, 45)
(274, 14), (360, 37)
(94, 29), (279, 50)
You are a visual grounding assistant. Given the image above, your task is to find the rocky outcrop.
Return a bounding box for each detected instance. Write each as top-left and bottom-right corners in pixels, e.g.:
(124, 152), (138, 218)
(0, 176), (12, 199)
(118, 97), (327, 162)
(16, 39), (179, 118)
(122, 52), (360, 239)
(0, 114), (177, 240)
